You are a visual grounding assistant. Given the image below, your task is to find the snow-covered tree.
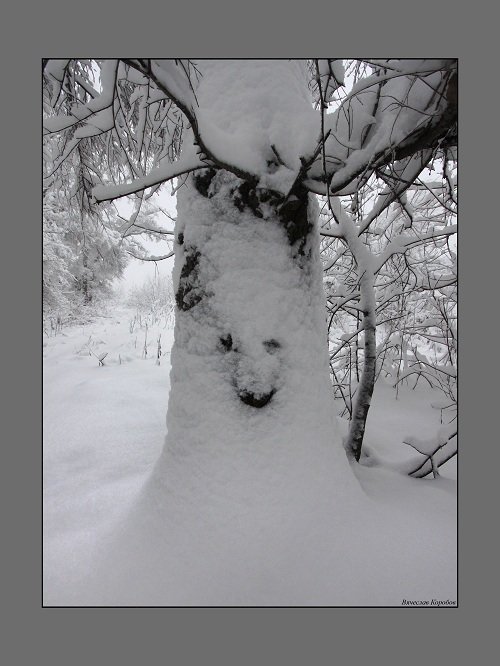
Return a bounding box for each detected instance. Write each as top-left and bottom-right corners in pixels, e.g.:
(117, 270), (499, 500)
(43, 60), (457, 602)
(43, 189), (129, 328)
(127, 274), (175, 327)
(320, 158), (457, 460)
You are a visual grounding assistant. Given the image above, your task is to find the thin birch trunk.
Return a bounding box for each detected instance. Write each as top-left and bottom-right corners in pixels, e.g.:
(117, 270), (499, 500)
(332, 200), (377, 462)
(344, 268), (377, 462)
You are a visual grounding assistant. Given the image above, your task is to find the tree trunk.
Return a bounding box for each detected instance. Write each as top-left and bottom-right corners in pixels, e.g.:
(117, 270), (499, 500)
(82, 247), (92, 304)
(104, 168), (365, 604)
(344, 279), (377, 462)
(333, 202), (378, 463)
(156, 167), (358, 483)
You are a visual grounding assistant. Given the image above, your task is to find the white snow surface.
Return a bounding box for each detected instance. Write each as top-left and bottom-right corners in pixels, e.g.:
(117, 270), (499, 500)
(44, 179), (456, 605)
(43, 310), (172, 603)
(43, 305), (456, 606)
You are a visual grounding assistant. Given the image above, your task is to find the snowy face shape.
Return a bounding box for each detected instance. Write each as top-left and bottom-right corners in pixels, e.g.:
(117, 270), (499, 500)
(178, 168), (308, 413)
(220, 334), (281, 408)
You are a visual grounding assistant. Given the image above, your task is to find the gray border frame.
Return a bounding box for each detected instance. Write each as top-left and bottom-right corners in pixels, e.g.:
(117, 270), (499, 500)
(4, 0), (494, 662)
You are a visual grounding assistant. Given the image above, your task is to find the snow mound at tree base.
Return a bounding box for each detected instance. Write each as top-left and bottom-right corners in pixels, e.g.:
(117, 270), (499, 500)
(70, 416), (455, 607)
(71, 469), (456, 606)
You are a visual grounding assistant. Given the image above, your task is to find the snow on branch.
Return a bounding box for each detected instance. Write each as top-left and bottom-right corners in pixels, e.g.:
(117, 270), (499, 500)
(43, 59), (457, 218)
(315, 59), (345, 103)
(44, 60), (118, 135)
(303, 60), (457, 196)
(123, 59), (198, 121)
(357, 150), (434, 234)
(127, 250), (175, 262)
(345, 60), (454, 102)
(125, 59), (261, 184)
(374, 225), (457, 274)
(402, 429), (457, 479)
(92, 147), (206, 203)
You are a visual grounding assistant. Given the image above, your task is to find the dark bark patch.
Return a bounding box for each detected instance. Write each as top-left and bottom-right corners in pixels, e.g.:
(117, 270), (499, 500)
(232, 178), (312, 256)
(234, 180), (265, 218)
(175, 248), (203, 311)
(232, 178), (312, 258)
(177, 232), (184, 245)
(193, 168), (217, 198)
(277, 183), (312, 256)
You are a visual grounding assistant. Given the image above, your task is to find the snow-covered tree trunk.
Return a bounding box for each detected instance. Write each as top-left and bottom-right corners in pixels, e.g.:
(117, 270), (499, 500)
(157, 168), (356, 488)
(101, 167), (366, 604)
(166, 166), (333, 438)
(331, 200), (378, 462)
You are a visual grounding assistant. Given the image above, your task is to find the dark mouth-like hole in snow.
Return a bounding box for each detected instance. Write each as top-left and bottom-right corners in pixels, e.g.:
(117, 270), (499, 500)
(263, 339), (281, 353)
(219, 334), (233, 352)
(238, 389), (276, 408)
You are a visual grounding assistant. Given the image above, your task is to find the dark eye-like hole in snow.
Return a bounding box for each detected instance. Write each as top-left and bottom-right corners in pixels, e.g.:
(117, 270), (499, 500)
(263, 339), (281, 353)
(219, 334), (233, 352)
(238, 388), (275, 408)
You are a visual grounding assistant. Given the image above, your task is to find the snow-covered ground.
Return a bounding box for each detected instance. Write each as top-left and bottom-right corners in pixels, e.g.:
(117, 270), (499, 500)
(43, 305), (174, 602)
(43, 304), (456, 606)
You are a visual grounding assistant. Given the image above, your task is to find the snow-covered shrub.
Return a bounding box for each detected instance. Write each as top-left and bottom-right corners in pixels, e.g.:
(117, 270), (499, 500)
(126, 276), (175, 329)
